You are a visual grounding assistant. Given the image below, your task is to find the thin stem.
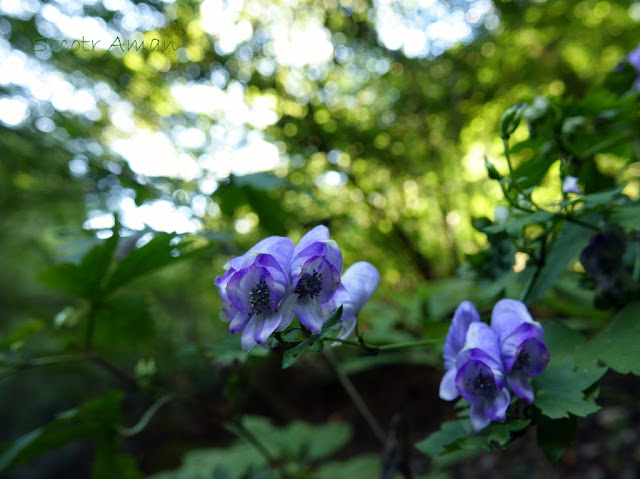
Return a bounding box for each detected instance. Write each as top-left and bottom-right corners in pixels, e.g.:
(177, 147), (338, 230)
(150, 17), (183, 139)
(118, 394), (174, 437)
(520, 233), (548, 303)
(0, 353), (86, 370)
(377, 338), (444, 351)
(633, 238), (640, 283)
(502, 138), (540, 208)
(323, 337), (366, 348)
(324, 336), (443, 351)
(322, 348), (386, 445)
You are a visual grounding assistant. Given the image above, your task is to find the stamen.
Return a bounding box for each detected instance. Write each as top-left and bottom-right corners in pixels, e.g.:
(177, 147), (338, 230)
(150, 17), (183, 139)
(249, 280), (271, 315)
(513, 350), (530, 371)
(295, 270), (323, 299)
(473, 371), (496, 398)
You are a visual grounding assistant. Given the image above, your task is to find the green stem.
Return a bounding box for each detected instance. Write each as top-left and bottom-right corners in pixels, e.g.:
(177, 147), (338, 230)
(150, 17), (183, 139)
(633, 238), (640, 283)
(503, 138), (540, 208)
(118, 394), (174, 437)
(377, 338), (444, 351)
(322, 349), (386, 445)
(0, 353), (86, 370)
(520, 233), (548, 303)
(323, 336), (444, 351)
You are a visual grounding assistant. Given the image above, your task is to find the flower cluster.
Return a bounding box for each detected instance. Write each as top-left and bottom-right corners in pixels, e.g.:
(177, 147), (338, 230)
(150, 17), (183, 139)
(439, 299), (550, 431)
(215, 225), (380, 353)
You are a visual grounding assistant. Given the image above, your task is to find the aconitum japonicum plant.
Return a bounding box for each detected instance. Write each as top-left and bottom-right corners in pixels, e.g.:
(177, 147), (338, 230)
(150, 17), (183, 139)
(216, 226), (381, 353)
(491, 299), (550, 404)
(440, 302), (510, 431)
(440, 300), (550, 430)
(215, 236), (297, 353)
(323, 261), (381, 340)
(290, 225), (343, 333)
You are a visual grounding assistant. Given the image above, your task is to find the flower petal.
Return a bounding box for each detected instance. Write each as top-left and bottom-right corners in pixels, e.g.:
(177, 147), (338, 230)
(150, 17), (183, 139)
(439, 367), (459, 401)
(334, 317), (357, 341)
(443, 301), (480, 369)
(254, 311), (284, 346)
(491, 299), (541, 341)
(229, 310), (251, 334)
(226, 265), (271, 313)
(507, 369), (534, 403)
(470, 400), (492, 432)
(241, 316), (259, 353)
(485, 387), (510, 422)
(338, 261), (380, 311)
(295, 296), (325, 333)
(500, 322), (538, 372)
(518, 338), (550, 377)
(227, 236), (294, 272)
(275, 292), (297, 332)
(463, 322), (501, 364)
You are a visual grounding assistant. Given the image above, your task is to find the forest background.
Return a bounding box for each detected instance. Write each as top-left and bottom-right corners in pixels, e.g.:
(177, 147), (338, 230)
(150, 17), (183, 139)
(1, 0), (640, 477)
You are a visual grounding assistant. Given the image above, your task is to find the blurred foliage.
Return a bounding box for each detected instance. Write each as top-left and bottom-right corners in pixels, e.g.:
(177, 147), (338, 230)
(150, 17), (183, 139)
(1, 0), (640, 477)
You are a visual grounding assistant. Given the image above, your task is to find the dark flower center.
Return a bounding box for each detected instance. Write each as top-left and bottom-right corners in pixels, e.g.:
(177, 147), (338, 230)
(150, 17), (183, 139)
(295, 270), (323, 299)
(250, 280), (271, 315)
(473, 372), (497, 398)
(513, 350), (530, 371)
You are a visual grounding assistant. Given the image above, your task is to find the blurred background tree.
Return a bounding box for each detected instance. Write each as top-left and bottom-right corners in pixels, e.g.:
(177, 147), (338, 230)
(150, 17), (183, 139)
(1, 0), (639, 477)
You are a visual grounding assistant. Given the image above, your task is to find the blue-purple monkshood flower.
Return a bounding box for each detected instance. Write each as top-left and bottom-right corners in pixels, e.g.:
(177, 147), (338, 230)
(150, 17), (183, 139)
(447, 322), (511, 431)
(628, 43), (640, 89)
(490, 299), (550, 404)
(290, 225), (343, 334)
(562, 175), (582, 195)
(215, 236), (297, 353)
(439, 301), (480, 401)
(323, 261), (380, 340)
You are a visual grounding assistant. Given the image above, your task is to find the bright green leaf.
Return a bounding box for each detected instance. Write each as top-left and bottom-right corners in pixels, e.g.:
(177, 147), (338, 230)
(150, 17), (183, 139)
(532, 356), (606, 419)
(573, 301), (640, 375)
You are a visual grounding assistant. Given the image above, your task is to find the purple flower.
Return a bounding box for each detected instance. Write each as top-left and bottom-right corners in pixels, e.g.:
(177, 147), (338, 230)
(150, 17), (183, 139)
(290, 225), (343, 333)
(439, 301), (480, 401)
(628, 43), (640, 74)
(562, 176), (582, 195)
(454, 323), (510, 431)
(628, 44), (640, 89)
(323, 261), (380, 340)
(490, 299), (550, 404)
(215, 236), (296, 353)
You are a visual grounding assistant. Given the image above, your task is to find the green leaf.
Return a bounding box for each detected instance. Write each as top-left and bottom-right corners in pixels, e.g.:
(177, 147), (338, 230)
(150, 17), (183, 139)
(535, 414), (577, 464)
(415, 418), (530, 458)
(511, 150), (557, 190)
(610, 204), (640, 230)
(232, 172), (286, 190)
(214, 173), (288, 236)
(104, 233), (204, 294)
(523, 221), (594, 303)
(93, 293), (153, 345)
(573, 301), (640, 375)
(92, 431), (142, 479)
(281, 337), (314, 369)
(306, 422), (353, 462)
(315, 454), (382, 479)
(40, 233), (119, 299)
(0, 319), (44, 349)
(415, 419), (469, 457)
(460, 419), (531, 452)
(532, 356), (606, 419)
(540, 321), (587, 359)
(281, 307), (342, 369)
(0, 391), (124, 472)
(482, 210), (554, 235)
